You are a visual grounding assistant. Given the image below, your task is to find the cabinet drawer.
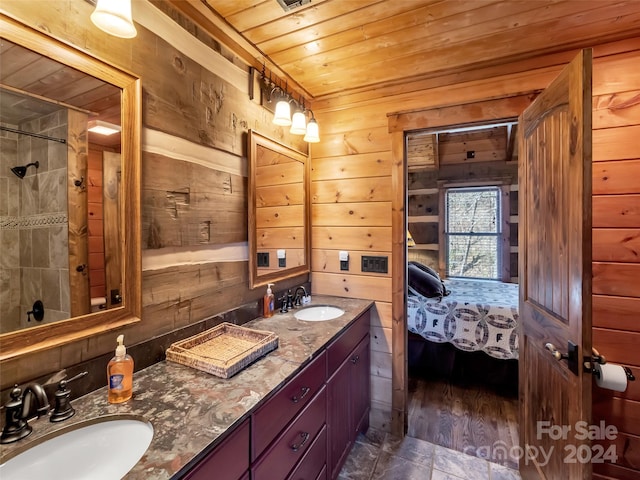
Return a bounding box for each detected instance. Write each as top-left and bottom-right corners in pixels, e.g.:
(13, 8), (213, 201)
(252, 350), (327, 460)
(315, 465), (327, 480)
(327, 309), (370, 375)
(184, 419), (249, 480)
(287, 425), (327, 480)
(253, 386), (327, 480)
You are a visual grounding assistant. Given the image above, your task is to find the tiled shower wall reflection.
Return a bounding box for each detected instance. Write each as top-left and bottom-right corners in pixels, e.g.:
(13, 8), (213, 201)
(0, 110), (70, 333)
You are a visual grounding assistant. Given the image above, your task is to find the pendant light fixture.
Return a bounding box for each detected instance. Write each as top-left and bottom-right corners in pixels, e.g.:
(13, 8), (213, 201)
(90, 0), (137, 39)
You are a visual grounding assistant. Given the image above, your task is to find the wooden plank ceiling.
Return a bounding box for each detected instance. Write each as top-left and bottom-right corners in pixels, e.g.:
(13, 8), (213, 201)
(0, 38), (121, 146)
(180, 0), (640, 100)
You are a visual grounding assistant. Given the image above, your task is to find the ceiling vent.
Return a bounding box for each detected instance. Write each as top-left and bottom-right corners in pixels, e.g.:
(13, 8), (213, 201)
(276, 0), (311, 12)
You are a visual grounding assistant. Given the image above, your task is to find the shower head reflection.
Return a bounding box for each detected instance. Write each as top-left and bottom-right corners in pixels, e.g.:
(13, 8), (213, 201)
(10, 161), (39, 179)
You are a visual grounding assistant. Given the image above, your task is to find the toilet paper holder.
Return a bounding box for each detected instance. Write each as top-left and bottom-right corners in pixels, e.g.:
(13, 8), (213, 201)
(585, 347), (635, 381)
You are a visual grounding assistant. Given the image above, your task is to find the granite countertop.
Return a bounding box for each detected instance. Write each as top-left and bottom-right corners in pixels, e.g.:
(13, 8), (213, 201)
(0, 295), (373, 479)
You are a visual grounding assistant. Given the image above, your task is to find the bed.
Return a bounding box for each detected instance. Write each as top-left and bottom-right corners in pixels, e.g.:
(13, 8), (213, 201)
(408, 278), (520, 360)
(407, 278), (520, 393)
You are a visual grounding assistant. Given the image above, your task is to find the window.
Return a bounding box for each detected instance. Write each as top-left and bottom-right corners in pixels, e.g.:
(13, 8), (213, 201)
(445, 186), (501, 280)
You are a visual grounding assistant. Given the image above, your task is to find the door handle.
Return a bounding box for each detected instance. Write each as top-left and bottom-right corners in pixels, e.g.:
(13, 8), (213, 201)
(545, 343), (567, 361)
(545, 341), (580, 376)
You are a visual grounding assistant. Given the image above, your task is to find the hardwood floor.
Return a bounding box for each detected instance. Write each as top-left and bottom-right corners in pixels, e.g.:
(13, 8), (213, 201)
(407, 374), (520, 469)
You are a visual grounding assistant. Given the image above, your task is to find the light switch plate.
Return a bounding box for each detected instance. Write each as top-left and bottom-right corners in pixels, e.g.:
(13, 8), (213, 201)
(339, 251), (349, 271)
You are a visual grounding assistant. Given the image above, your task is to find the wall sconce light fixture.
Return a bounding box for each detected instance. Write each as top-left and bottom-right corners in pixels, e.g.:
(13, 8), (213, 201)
(273, 97), (292, 126)
(257, 65), (320, 143)
(90, 0), (137, 38)
(290, 98), (307, 135)
(303, 113), (320, 143)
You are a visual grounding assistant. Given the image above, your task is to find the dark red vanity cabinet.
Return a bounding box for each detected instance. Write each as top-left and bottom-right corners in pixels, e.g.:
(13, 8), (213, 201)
(326, 310), (371, 479)
(350, 336), (371, 436)
(252, 386), (327, 480)
(288, 425), (327, 480)
(183, 418), (250, 480)
(182, 307), (371, 480)
(315, 465), (328, 480)
(252, 350), (327, 461)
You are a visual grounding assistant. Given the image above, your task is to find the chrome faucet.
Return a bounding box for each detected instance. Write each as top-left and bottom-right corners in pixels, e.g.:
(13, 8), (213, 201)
(293, 286), (308, 307)
(1, 382), (50, 444)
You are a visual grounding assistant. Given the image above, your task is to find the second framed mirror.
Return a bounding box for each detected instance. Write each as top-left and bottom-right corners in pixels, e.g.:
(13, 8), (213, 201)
(248, 130), (310, 289)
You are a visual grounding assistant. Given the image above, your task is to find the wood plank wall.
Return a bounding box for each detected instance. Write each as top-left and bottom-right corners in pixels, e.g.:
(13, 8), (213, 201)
(590, 49), (640, 480)
(312, 36), (640, 458)
(0, 1), (308, 389)
(87, 146), (105, 301)
(3, 6), (638, 473)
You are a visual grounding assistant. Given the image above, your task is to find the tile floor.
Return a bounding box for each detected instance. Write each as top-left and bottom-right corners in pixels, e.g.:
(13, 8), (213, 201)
(339, 428), (522, 480)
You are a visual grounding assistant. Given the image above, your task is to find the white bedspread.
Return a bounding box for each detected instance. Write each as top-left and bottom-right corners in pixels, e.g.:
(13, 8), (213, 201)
(407, 278), (519, 360)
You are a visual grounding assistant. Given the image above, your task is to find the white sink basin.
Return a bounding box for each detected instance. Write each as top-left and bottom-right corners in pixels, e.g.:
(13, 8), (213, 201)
(0, 415), (153, 480)
(294, 305), (345, 321)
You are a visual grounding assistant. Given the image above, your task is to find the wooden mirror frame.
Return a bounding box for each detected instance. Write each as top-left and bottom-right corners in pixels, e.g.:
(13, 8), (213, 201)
(0, 14), (142, 361)
(248, 130), (310, 289)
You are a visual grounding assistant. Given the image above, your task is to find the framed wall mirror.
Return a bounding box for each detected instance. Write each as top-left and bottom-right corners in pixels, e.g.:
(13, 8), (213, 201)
(248, 130), (310, 289)
(0, 14), (141, 361)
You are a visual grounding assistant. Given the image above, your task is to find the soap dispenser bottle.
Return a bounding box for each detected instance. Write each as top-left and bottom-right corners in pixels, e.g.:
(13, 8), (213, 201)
(263, 283), (275, 318)
(107, 334), (134, 404)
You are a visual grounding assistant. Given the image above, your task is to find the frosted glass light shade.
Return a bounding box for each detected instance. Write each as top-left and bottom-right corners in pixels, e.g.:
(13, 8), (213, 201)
(273, 100), (292, 126)
(91, 0), (137, 39)
(88, 120), (121, 136)
(303, 118), (320, 143)
(290, 111), (307, 135)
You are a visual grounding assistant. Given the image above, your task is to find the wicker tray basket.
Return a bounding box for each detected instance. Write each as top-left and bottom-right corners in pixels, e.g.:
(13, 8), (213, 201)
(166, 322), (279, 379)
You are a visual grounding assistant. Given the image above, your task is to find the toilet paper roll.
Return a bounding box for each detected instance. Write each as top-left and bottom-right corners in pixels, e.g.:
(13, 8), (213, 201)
(91, 297), (107, 307)
(594, 363), (628, 392)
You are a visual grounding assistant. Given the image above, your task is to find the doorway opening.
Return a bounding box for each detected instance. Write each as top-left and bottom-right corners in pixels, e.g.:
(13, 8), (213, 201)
(404, 120), (520, 468)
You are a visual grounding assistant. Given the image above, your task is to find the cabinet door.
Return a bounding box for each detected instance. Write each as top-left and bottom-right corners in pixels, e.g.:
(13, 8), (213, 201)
(327, 310), (370, 375)
(328, 334), (371, 480)
(350, 335), (370, 436)
(184, 419), (249, 480)
(327, 357), (352, 480)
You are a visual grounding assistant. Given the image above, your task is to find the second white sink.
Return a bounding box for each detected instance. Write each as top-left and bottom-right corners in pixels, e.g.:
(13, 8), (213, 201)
(294, 305), (345, 321)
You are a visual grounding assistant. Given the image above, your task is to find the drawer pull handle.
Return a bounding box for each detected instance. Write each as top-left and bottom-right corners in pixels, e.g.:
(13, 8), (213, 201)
(351, 354), (360, 364)
(290, 431), (310, 452)
(291, 386), (310, 403)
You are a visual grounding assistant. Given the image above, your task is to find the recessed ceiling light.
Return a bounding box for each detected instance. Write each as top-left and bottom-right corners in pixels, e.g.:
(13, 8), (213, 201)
(88, 119), (121, 136)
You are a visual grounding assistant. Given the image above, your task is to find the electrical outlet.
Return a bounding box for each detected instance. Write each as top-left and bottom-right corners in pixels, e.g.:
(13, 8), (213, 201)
(361, 255), (388, 273)
(257, 252), (269, 267)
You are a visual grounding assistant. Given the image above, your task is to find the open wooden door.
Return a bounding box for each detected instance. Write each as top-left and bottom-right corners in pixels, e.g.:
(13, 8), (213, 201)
(518, 49), (592, 479)
(103, 151), (122, 309)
